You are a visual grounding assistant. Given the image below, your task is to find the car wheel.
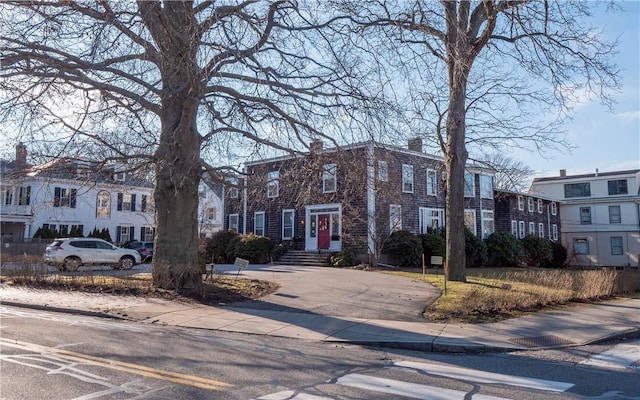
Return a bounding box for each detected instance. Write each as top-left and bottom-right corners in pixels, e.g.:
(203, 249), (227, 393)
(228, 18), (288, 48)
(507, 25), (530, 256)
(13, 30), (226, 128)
(64, 257), (82, 272)
(119, 256), (135, 270)
(56, 264), (67, 272)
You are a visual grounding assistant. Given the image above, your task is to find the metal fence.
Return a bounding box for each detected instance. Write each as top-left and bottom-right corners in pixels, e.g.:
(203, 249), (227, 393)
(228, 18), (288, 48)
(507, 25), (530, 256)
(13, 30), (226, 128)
(1, 238), (50, 256)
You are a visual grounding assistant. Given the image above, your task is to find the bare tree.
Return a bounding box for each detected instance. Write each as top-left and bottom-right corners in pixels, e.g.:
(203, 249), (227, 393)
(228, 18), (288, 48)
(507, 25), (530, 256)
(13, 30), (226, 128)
(1, 1), (370, 289)
(331, 0), (620, 281)
(476, 152), (535, 192)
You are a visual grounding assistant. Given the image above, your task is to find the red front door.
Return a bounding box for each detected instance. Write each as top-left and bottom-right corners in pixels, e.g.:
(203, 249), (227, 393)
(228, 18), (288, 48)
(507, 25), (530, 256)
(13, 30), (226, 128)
(317, 214), (330, 249)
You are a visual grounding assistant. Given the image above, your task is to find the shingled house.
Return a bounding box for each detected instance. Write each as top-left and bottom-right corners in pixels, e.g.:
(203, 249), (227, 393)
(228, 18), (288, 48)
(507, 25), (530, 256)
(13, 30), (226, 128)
(224, 140), (495, 263)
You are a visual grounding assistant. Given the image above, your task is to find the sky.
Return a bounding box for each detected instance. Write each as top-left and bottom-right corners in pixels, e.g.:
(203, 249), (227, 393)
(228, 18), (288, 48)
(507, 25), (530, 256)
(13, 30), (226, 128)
(514, 1), (640, 180)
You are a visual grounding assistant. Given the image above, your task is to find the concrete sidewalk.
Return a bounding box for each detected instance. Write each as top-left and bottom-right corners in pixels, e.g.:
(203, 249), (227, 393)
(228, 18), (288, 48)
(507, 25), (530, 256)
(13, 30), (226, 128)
(1, 264), (639, 353)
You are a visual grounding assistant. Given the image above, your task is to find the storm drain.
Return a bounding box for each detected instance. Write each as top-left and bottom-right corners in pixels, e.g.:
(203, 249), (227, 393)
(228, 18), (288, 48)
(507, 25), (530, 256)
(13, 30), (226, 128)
(509, 335), (576, 348)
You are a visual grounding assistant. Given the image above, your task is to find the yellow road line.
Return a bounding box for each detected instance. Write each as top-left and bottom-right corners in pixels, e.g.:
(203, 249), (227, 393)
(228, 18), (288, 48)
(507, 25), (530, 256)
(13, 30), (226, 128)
(0, 338), (233, 391)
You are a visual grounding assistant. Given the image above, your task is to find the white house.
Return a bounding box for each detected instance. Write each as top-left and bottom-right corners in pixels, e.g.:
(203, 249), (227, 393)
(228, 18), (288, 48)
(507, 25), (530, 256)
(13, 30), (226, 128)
(197, 177), (224, 239)
(531, 169), (640, 267)
(1, 144), (156, 244)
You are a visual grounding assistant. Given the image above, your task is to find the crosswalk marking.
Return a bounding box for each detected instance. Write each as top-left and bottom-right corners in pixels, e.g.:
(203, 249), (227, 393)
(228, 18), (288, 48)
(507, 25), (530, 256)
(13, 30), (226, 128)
(254, 390), (333, 399)
(395, 361), (574, 392)
(580, 341), (640, 370)
(337, 373), (512, 400)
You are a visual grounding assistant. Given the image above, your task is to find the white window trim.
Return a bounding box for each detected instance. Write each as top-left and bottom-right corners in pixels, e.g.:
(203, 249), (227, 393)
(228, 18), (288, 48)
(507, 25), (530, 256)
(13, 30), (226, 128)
(378, 160), (388, 182)
(480, 175), (493, 199)
(529, 222), (535, 235)
(517, 196), (524, 211)
(402, 164), (414, 193)
(419, 207), (444, 234)
(229, 213), (239, 231)
(481, 210), (494, 239)
(538, 223), (544, 238)
(267, 171), (280, 198)
(322, 164), (337, 193)
(551, 202), (557, 215)
(464, 173), (475, 197)
(254, 211), (265, 236)
(518, 221), (525, 239)
(511, 220), (518, 237)
(537, 199), (543, 214)
(390, 204), (402, 232)
(528, 197), (534, 212)
(426, 169), (437, 196)
(464, 209), (477, 235)
(552, 224), (558, 241)
(282, 209), (295, 240)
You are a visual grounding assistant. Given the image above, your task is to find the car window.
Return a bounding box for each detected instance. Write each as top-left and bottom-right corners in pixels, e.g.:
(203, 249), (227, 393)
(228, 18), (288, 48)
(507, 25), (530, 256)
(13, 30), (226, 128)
(95, 241), (115, 250)
(49, 240), (63, 247)
(71, 241), (96, 248)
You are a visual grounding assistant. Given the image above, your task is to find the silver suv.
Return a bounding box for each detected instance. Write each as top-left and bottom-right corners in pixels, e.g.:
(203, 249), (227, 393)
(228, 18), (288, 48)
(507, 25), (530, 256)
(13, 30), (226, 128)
(44, 238), (142, 271)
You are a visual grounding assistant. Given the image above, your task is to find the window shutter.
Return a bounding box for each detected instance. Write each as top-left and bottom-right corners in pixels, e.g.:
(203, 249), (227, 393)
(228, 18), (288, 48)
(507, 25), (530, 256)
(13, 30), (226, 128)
(117, 193), (123, 211)
(131, 194), (137, 211)
(141, 195), (147, 212)
(116, 226), (122, 243)
(70, 189), (77, 208)
(25, 186), (31, 205)
(129, 226), (135, 241)
(54, 187), (61, 207)
(140, 228), (145, 241)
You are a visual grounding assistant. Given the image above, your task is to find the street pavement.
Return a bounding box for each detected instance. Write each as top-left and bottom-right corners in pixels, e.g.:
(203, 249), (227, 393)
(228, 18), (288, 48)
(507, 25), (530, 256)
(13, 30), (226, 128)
(1, 263), (639, 353)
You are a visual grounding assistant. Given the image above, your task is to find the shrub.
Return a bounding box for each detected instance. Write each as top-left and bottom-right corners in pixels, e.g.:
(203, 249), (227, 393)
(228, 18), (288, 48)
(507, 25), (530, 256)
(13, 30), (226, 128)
(382, 230), (423, 267)
(33, 227), (59, 239)
(545, 241), (568, 269)
(206, 230), (239, 263)
(419, 233), (446, 266)
(271, 243), (288, 261)
(522, 235), (553, 267)
(329, 248), (357, 267)
(465, 227), (487, 267)
(228, 234), (272, 264)
(486, 232), (524, 267)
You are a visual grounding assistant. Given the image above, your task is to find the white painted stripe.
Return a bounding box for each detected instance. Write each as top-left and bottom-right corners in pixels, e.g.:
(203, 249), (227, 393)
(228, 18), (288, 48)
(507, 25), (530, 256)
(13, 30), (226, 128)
(581, 342), (640, 370)
(254, 390), (333, 400)
(395, 361), (574, 392)
(337, 373), (512, 400)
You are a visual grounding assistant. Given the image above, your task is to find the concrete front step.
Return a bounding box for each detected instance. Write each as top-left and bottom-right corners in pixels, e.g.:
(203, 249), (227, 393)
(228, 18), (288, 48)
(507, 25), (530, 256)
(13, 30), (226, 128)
(278, 251), (332, 267)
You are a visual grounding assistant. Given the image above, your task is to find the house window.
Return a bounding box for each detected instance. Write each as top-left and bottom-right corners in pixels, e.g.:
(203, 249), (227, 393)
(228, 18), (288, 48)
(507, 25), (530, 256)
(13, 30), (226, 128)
(529, 222), (535, 235)
(574, 238), (590, 255)
(537, 199), (543, 214)
(511, 220), (518, 237)
(96, 191), (110, 218)
(322, 164), (337, 193)
(538, 223), (545, 238)
(142, 227), (154, 242)
(580, 207), (592, 224)
(254, 212), (265, 236)
(117, 225), (134, 243)
(564, 182), (591, 198)
(70, 224), (84, 237)
(517, 195), (524, 211)
(464, 173), (475, 197)
(480, 175), (492, 199)
(282, 209), (295, 240)
(482, 210), (494, 239)
(419, 208), (444, 234)
(378, 160), (388, 182)
(228, 214), (239, 232)
(611, 236), (623, 255)
(117, 193), (136, 212)
(59, 224), (69, 236)
(426, 169), (437, 196)
(402, 164), (413, 193)
(528, 198), (534, 212)
(518, 221), (525, 239)
(18, 186), (31, 205)
(609, 205), (621, 224)
(228, 178), (239, 198)
(390, 204), (402, 232)
(552, 224), (558, 240)
(3, 187), (13, 205)
(54, 187), (77, 208)
(464, 209), (476, 235)
(207, 207), (216, 220)
(551, 202), (557, 215)
(608, 180), (628, 195)
(141, 195), (148, 212)
(267, 171), (279, 198)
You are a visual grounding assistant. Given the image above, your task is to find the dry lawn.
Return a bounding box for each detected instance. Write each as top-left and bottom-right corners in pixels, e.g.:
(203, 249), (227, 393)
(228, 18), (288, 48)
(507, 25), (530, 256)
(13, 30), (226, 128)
(385, 267), (640, 323)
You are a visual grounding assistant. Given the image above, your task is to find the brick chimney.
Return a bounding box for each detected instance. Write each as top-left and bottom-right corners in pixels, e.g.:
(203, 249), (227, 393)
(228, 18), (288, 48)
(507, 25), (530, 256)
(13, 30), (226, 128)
(559, 169), (566, 177)
(310, 139), (323, 153)
(408, 137), (422, 152)
(15, 143), (27, 170)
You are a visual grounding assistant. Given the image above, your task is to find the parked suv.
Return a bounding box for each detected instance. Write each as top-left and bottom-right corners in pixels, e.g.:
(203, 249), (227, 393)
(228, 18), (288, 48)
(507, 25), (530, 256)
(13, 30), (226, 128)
(44, 238), (142, 271)
(121, 240), (154, 262)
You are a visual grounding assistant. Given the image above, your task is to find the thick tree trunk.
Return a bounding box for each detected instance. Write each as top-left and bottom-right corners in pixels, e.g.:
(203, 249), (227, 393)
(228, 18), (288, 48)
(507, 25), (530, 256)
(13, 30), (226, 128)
(152, 95), (202, 289)
(444, 82), (468, 283)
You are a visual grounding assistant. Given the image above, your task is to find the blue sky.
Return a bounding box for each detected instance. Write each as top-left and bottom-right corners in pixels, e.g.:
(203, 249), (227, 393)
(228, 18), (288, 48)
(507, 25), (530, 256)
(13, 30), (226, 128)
(517, 1), (640, 180)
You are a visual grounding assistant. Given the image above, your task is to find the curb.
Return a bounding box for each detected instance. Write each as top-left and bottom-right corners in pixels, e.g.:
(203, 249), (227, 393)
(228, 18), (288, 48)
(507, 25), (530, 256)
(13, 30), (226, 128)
(1, 301), (126, 320)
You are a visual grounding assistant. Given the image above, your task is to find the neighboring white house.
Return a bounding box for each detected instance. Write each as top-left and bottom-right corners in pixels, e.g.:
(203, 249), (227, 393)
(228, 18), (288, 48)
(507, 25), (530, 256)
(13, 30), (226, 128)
(531, 169), (640, 267)
(198, 177), (224, 239)
(1, 144), (223, 248)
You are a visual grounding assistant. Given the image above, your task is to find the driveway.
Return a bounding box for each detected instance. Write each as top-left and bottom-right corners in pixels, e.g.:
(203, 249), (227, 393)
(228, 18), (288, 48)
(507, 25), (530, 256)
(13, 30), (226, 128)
(220, 264), (440, 322)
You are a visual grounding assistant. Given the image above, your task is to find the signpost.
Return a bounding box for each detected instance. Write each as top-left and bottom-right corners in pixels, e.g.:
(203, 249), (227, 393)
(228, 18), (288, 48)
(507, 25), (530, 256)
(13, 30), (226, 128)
(431, 256), (446, 295)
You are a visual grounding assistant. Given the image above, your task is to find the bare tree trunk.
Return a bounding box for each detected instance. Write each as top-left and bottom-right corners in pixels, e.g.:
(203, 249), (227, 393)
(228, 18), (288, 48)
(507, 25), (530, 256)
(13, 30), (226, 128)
(444, 85), (468, 283)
